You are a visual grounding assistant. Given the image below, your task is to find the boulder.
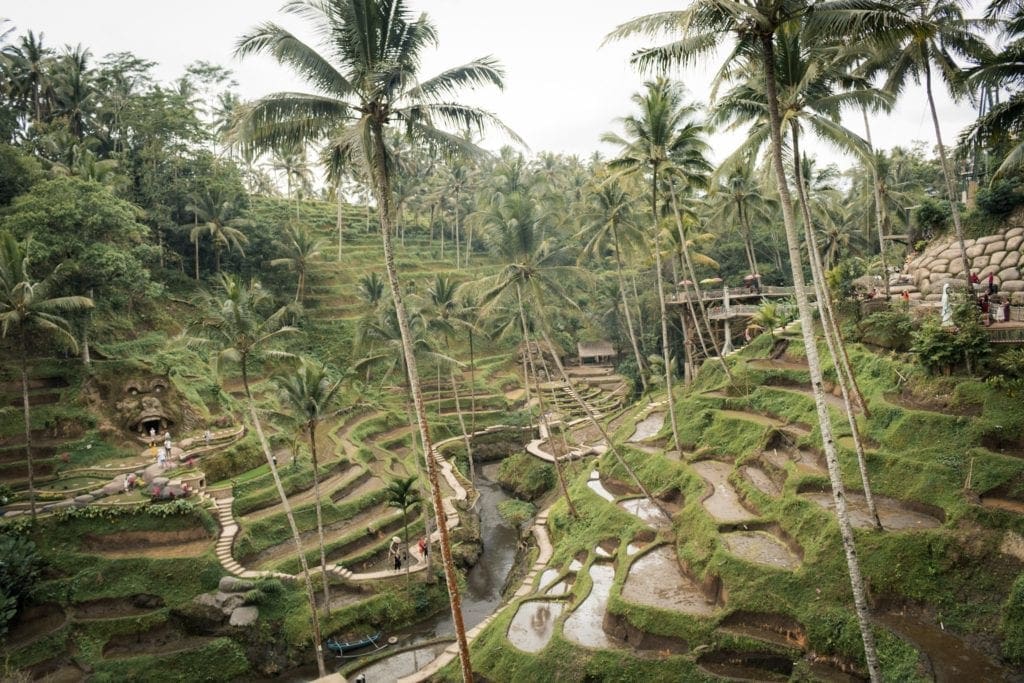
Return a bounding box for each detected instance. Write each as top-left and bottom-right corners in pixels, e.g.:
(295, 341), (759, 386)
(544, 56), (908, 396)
(152, 476), (169, 487)
(985, 242), (1007, 256)
(1007, 227), (1024, 238)
(1007, 236), (1023, 252)
(218, 576), (255, 593)
(966, 244), (986, 258)
(229, 606), (260, 627)
(978, 234), (1004, 245)
(173, 600), (225, 634)
(930, 259), (950, 273)
(89, 489), (107, 499)
(990, 250), (1008, 266)
(1003, 280), (1024, 293)
(215, 592), (246, 614)
(939, 248), (961, 260)
(73, 494), (94, 506)
(1003, 251), (1021, 268)
(999, 268), (1022, 282)
(971, 255), (990, 270)
(949, 259), (964, 275)
(102, 481), (123, 496)
(193, 593), (221, 609)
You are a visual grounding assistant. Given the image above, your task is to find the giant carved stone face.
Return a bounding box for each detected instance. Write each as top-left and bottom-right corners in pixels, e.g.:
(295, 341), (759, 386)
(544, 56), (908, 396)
(114, 377), (179, 435)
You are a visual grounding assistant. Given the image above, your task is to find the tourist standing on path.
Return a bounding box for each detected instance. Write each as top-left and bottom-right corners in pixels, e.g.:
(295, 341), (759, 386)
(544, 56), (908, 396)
(389, 536), (402, 570)
(157, 447), (166, 469)
(418, 536), (428, 560)
(204, 429), (212, 447)
(989, 272), (997, 295)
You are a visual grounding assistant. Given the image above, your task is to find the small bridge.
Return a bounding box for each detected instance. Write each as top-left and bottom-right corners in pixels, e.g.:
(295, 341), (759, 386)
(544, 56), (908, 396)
(666, 285), (799, 306)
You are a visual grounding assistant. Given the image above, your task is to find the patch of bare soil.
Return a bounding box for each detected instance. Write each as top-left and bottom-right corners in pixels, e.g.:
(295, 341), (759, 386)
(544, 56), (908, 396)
(697, 650), (794, 681)
(885, 387), (981, 416)
(5, 603), (67, 648)
(72, 594), (164, 620)
(718, 611), (807, 649)
(26, 656), (85, 683)
(102, 623), (212, 658)
(81, 527), (211, 552)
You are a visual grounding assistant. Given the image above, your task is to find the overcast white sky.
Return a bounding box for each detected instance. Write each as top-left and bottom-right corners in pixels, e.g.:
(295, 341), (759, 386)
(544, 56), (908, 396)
(5, 0), (981, 172)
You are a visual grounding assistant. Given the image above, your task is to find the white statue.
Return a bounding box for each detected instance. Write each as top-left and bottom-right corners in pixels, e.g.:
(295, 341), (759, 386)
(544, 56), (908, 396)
(940, 283), (953, 326)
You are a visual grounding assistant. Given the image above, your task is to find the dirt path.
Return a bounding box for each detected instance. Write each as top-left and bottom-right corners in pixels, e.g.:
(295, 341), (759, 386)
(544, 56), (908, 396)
(764, 385), (859, 414)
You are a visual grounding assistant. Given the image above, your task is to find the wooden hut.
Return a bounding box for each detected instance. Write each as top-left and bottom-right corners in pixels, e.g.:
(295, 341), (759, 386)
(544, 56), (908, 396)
(577, 340), (616, 365)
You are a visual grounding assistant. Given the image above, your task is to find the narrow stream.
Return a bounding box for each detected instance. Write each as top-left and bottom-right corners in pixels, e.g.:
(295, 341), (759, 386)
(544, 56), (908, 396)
(350, 461), (519, 681)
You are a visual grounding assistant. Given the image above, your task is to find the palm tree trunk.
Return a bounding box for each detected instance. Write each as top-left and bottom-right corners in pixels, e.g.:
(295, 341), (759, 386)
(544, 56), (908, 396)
(516, 285), (577, 519)
(760, 34), (881, 682)
(451, 367), (475, 482)
(240, 360), (325, 677)
(369, 120), (472, 683)
(790, 130), (869, 419)
(792, 127), (881, 531)
(650, 172), (684, 456)
(194, 214), (200, 281)
(861, 109), (890, 300)
(454, 200), (461, 268)
(468, 328), (477, 436)
(631, 272), (646, 341)
(19, 331), (36, 521)
(667, 181), (735, 383)
(924, 63), (972, 292)
(612, 225), (649, 394)
(337, 185), (345, 260)
(308, 422), (332, 614)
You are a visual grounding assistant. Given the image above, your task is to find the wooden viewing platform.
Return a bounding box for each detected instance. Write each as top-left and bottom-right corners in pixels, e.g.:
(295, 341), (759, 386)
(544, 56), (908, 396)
(665, 285), (801, 306)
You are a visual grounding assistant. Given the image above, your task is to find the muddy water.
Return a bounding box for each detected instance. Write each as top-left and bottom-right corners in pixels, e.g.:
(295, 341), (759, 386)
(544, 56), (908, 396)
(722, 531), (800, 570)
(742, 465), (781, 497)
(982, 496), (1024, 515)
(507, 600), (565, 653)
(587, 471), (615, 501)
(628, 413), (665, 442)
(763, 447), (825, 475)
(349, 462), (518, 680)
(802, 492), (942, 530)
(537, 568), (559, 590)
(876, 611), (1020, 682)
(563, 563), (618, 649)
(350, 642), (449, 682)
(691, 460), (757, 523)
(618, 497), (671, 528)
(621, 547), (716, 616)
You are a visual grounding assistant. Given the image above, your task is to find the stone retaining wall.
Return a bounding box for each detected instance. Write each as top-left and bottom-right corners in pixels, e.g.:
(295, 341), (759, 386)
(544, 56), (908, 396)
(906, 219), (1024, 302)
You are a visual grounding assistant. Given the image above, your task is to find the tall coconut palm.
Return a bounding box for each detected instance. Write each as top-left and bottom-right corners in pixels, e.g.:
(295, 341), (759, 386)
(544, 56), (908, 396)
(271, 222), (324, 304)
(601, 78), (707, 454)
(235, 4), (514, 673)
(274, 358), (344, 615)
(191, 274), (325, 677)
(0, 232), (92, 520)
(862, 0), (989, 290)
(608, 5), (909, 678)
(186, 188), (250, 277)
(577, 176), (650, 394)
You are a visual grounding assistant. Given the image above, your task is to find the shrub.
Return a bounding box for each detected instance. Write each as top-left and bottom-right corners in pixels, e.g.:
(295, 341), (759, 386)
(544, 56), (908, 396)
(977, 175), (1024, 217)
(911, 296), (991, 374)
(0, 533), (43, 638)
(497, 452), (555, 501)
(857, 309), (915, 351)
(916, 198), (952, 237)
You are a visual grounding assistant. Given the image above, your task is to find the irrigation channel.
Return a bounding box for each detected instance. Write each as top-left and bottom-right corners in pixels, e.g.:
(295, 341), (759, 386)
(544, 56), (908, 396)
(348, 461), (519, 681)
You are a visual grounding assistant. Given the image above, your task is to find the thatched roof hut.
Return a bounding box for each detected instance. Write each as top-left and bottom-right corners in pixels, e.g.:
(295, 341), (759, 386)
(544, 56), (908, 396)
(577, 340), (616, 365)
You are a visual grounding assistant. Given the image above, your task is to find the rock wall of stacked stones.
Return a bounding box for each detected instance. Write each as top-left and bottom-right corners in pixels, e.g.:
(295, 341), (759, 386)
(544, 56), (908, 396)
(904, 217), (1024, 302)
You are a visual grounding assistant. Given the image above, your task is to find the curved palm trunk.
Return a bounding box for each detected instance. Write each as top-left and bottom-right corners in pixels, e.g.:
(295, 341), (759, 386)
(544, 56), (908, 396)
(516, 285), (577, 519)
(792, 127), (881, 531)
(308, 421), (332, 614)
(790, 132), (869, 419)
(241, 361), (325, 677)
(612, 224), (649, 394)
(861, 110), (890, 301)
(650, 173), (684, 456)
(761, 34), (881, 682)
(369, 120), (472, 683)
(924, 64), (972, 292)
(19, 331), (37, 520)
(739, 202), (761, 281)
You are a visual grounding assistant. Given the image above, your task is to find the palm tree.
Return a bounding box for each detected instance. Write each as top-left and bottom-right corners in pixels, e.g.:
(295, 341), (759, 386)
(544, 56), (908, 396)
(601, 78), (705, 454)
(607, 6), (906, 679)
(271, 222), (324, 304)
(186, 188), (250, 278)
(191, 274), (325, 678)
(0, 233), (92, 520)
(706, 154), (775, 280)
(385, 475), (422, 578)
(577, 175), (650, 393)
(274, 358), (344, 614)
(357, 272), (386, 310)
(268, 141), (313, 220)
(862, 0), (989, 290)
(235, 3), (514, 674)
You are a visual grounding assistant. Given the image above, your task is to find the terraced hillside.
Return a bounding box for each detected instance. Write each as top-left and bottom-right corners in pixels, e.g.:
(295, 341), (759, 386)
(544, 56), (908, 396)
(458, 329), (1024, 682)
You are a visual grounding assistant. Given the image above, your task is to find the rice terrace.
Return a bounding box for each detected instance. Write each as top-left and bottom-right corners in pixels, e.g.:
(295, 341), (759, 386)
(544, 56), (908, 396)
(2, 0), (1024, 681)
